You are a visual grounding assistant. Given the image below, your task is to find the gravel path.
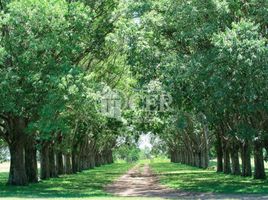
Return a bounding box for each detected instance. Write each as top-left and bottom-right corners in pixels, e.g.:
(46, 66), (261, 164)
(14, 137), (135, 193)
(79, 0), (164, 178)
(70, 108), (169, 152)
(105, 164), (268, 200)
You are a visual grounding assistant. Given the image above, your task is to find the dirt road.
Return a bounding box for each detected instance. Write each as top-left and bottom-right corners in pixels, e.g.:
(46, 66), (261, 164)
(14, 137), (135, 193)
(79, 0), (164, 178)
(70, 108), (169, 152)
(105, 164), (268, 200)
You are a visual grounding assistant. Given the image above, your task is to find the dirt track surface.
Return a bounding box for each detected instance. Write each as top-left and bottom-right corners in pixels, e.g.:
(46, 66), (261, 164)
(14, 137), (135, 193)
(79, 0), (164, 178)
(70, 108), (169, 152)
(105, 164), (268, 200)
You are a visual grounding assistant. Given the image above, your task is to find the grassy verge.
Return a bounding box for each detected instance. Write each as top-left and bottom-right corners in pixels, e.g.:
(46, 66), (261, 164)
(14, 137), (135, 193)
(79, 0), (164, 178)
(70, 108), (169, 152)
(0, 162), (134, 199)
(150, 159), (268, 194)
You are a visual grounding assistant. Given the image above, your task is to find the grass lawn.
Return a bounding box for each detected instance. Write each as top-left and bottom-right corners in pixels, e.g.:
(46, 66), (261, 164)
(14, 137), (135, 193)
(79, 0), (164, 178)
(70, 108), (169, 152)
(3, 159), (268, 199)
(0, 162), (137, 199)
(150, 159), (268, 194)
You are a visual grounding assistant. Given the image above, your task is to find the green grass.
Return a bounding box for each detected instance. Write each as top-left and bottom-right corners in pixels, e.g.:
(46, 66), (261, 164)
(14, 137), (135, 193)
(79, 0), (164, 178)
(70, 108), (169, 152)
(3, 159), (268, 199)
(0, 163), (135, 199)
(150, 159), (268, 194)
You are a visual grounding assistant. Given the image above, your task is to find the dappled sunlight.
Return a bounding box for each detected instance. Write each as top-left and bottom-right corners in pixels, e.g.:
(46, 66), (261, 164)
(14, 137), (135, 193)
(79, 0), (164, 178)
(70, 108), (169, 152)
(0, 163), (134, 198)
(151, 160), (268, 194)
(0, 0), (267, 199)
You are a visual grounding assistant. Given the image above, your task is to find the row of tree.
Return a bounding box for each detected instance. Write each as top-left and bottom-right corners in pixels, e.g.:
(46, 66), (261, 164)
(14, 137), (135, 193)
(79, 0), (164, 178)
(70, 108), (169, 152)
(1, 0), (267, 186)
(167, 114), (210, 169)
(124, 0), (268, 179)
(0, 0), (130, 185)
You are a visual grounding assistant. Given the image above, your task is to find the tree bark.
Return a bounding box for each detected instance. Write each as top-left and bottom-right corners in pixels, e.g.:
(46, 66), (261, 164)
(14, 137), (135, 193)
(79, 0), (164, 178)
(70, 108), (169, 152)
(78, 144), (85, 171)
(198, 152), (202, 168)
(223, 145), (231, 174)
(95, 153), (101, 167)
(89, 153), (95, 168)
(57, 151), (64, 175)
(40, 143), (50, 180)
(253, 140), (266, 179)
(72, 151), (78, 173)
(231, 141), (241, 175)
(107, 150), (113, 164)
(241, 140), (252, 177)
(8, 141), (28, 185)
(201, 150), (209, 169)
(173, 150), (179, 163)
(7, 117), (28, 186)
(25, 137), (38, 183)
(77, 152), (83, 172)
(49, 146), (58, 178)
(216, 133), (223, 172)
(65, 153), (72, 174)
(230, 148), (241, 175)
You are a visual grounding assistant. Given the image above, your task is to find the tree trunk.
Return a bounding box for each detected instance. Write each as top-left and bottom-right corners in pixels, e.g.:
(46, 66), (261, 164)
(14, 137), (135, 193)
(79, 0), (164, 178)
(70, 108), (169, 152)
(241, 140), (252, 177)
(57, 152), (64, 175)
(8, 142), (28, 185)
(223, 146), (231, 174)
(83, 142), (90, 169)
(40, 143), (50, 180)
(182, 150), (186, 164)
(216, 133), (223, 172)
(95, 153), (101, 167)
(201, 118), (210, 169)
(77, 153), (83, 172)
(196, 152), (201, 168)
(100, 153), (105, 165)
(65, 153), (72, 174)
(253, 140), (266, 179)
(201, 150), (209, 169)
(7, 117), (28, 186)
(230, 148), (241, 175)
(89, 153), (95, 168)
(25, 137), (38, 183)
(72, 151), (78, 173)
(173, 150), (180, 163)
(77, 147), (84, 171)
(229, 140), (241, 175)
(49, 146), (58, 178)
(107, 150), (113, 164)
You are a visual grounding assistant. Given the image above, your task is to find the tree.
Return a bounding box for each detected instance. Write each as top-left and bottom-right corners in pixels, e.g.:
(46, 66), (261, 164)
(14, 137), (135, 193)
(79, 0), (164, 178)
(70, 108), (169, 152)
(0, 0), (124, 185)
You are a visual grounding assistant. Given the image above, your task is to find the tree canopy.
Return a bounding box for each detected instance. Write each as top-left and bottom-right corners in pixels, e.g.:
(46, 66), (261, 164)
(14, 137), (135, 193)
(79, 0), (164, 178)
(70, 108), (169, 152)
(0, 0), (267, 186)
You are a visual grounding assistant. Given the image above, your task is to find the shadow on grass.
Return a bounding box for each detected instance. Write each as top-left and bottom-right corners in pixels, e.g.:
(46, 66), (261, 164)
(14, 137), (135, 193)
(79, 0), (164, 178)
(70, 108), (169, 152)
(0, 163), (133, 198)
(151, 162), (268, 194)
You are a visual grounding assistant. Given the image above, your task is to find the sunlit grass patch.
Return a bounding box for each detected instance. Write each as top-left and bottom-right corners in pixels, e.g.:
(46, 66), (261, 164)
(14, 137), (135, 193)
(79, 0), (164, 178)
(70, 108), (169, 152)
(0, 163), (134, 198)
(151, 160), (268, 194)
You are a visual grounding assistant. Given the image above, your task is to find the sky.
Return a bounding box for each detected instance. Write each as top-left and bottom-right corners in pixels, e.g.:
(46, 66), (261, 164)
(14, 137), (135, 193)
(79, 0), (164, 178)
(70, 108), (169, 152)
(138, 133), (152, 150)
